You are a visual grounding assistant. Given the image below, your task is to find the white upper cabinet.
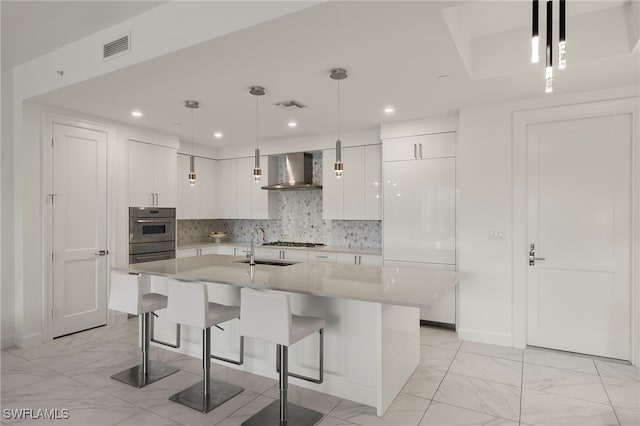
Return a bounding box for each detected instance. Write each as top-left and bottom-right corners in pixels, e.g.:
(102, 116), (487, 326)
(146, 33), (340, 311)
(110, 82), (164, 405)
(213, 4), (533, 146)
(236, 157), (253, 219)
(216, 159), (237, 219)
(128, 140), (177, 207)
(251, 156), (277, 219)
(177, 155), (217, 219)
(323, 144), (382, 220)
(383, 133), (455, 162)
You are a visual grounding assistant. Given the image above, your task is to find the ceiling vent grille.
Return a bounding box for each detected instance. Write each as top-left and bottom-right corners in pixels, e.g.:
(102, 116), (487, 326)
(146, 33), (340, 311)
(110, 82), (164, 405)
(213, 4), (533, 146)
(275, 100), (307, 110)
(103, 34), (130, 59)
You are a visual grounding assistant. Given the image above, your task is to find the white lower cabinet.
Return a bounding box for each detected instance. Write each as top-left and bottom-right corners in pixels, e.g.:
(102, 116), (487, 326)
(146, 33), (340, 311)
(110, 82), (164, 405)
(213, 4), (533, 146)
(337, 253), (382, 265)
(254, 247), (308, 261)
(177, 248), (199, 258)
(308, 251), (337, 263)
(217, 245), (251, 257)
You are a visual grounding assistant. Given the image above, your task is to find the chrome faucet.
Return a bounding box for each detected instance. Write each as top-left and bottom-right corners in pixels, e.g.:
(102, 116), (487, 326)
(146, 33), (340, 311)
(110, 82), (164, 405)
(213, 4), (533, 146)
(247, 226), (266, 266)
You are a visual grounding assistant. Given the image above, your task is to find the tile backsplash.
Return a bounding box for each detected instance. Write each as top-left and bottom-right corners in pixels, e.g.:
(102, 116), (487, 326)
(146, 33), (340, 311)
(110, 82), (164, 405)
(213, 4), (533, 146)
(177, 152), (382, 249)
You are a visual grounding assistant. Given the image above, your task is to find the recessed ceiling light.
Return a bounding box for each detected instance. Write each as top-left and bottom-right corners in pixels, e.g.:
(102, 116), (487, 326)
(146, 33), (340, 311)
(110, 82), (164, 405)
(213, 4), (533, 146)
(384, 106), (396, 114)
(131, 110), (142, 118)
(213, 132), (223, 139)
(288, 121), (298, 128)
(438, 74), (449, 80)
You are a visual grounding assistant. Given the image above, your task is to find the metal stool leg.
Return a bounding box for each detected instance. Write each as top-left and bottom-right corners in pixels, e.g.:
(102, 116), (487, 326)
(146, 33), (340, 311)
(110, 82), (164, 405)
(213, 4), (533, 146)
(242, 344), (323, 426)
(169, 327), (243, 413)
(111, 313), (180, 388)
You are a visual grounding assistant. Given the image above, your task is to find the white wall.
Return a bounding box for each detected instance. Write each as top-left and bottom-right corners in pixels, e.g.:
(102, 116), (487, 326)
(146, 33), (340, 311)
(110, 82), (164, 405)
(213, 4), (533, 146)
(1, 70), (15, 348)
(457, 85), (640, 347)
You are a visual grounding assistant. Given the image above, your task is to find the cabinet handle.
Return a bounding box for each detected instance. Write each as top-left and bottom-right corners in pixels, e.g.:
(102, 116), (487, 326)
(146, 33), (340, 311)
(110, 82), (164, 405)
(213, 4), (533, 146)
(354, 256), (357, 264)
(155, 193), (159, 206)
(419, 143), (423, 159)
(359, 255), (362, 264)
(316, 255), (329, 259)
(413, 144), (417, 159)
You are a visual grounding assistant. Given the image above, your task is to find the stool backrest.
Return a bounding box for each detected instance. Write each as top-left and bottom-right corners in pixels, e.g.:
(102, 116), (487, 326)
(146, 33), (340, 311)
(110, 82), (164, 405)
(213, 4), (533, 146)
(167, 279), (209, 329)
(109, 271), (142, 315)
(239, 287), (291, 346)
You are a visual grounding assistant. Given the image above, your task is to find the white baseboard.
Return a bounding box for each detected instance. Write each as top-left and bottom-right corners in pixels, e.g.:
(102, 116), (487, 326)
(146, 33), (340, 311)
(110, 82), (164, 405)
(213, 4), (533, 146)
(457, 328), (514, 347)
(1, 335), (15, 349)
(13, 332), (42, 349)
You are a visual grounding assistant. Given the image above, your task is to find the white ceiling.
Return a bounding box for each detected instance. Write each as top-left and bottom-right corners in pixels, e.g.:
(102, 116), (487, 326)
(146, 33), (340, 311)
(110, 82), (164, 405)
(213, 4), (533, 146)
(27, 1), (640, 149)
(1, 1), (165, 69)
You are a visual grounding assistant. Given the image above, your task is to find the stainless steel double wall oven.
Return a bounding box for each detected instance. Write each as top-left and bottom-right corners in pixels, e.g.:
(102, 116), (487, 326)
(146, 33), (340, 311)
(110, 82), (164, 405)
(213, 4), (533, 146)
(129, 207), (176, 264)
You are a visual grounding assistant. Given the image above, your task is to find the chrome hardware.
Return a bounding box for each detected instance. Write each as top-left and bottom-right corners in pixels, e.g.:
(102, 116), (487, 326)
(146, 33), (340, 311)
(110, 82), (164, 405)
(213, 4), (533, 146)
(529, 243), (546, 266)
(95, 250), (108, 256)
(413, 143), (418, 159)
(419, 143), (423, 159)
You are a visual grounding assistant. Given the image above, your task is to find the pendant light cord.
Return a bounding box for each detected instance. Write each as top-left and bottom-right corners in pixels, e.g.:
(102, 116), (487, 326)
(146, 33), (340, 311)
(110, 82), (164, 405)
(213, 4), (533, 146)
(256, 95), (259, 150)
(190, 107), (195, 156)
(337, 79), (341, 141)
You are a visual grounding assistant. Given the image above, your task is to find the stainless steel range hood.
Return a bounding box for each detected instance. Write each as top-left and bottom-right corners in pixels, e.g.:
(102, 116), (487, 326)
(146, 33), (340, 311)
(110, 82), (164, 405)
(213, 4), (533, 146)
(261, 152), (322, 191)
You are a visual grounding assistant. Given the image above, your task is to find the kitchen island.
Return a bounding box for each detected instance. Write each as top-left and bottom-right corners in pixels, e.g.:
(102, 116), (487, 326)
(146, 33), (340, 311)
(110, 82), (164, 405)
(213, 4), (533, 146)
(112, 254), (459, 416)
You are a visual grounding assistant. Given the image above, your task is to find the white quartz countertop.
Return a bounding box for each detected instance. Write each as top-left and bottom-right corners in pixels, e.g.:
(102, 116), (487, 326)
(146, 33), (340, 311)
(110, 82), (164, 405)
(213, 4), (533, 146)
(113, 254), (459, 308)
(177, 241), (382, 256)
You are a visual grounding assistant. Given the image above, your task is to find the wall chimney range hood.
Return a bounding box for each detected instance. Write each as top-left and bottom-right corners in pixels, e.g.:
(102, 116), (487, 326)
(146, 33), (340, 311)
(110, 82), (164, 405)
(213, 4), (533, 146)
(261, 152), (322, 191)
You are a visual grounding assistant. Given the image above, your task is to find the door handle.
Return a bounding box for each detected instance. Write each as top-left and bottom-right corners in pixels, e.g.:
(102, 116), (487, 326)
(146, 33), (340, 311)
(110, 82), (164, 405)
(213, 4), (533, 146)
(529, 243), (546, 266)
(95, 250), (108, 256)
(413, 144), (417, 159)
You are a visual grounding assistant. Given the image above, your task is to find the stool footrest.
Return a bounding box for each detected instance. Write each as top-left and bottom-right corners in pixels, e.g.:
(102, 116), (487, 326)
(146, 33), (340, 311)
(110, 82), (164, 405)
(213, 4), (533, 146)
(276, 329), (324, 384)
(169, 379), (243, 413)
(211, 336), (244, 365)
(110, 361), (179, 388)
(149, 313), (181, 349)
(241, 400), (323, 426)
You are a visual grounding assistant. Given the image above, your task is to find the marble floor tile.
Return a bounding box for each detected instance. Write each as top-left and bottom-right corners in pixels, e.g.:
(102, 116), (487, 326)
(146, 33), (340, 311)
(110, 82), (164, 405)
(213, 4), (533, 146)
(0, 354), (58, 394)
(522, 363), (610, 404)
(448, 352), (522, 387)
(420, 327), (462, 351)
(601, 375), (640, 411)
(213, 394), (276, 426)
(51, 391), (141, 426)
(110, 369), (201, 410)
(27, 341), (124, 374)
(330, 399), (425, 426)
(433, 372), (521, 421)
(524, 348), (598, 375)
(459, 342), (523, 362)
(387, 394), (430, 412)
(213, 366), (277, 394)
(2, 375), (94, 406)
(263, 383), (341, 414)
(419, 346), (457, 372)
(65, 350), (142, 391)
(419, 401), (518, 426)
(316, 415), (359, 426)
(596, 360), (640, 382)
(5, 334), (90, 361)
(520, 388), (618, 426)
(113, 409), (182, 426)
(401, 366), (447, 400)
(615, 408), (640, 426)
(148, 389), (260, 426)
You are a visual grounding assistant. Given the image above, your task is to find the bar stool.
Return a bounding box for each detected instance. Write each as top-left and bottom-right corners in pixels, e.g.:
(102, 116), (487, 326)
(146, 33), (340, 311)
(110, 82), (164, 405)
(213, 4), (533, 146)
(108, 271), (180, 388)
(166, 279), (244, 413)
(239, 287), (325, 426)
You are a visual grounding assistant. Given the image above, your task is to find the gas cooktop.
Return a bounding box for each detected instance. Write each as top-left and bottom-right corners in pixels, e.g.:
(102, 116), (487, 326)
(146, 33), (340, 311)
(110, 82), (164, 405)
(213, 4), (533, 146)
(261, 241), (325, 248)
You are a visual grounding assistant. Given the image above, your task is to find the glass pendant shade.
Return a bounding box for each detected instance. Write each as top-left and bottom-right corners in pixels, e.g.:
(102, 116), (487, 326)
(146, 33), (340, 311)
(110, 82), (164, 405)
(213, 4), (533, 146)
(334, 139), (343, 178)
(188, 155), (196, 186)
(253, 148), (262, 182)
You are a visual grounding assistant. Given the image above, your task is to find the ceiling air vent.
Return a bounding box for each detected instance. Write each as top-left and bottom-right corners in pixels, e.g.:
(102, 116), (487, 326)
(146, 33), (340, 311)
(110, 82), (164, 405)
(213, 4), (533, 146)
(275, 100), (307, 111)
(103, 34), (130, 60)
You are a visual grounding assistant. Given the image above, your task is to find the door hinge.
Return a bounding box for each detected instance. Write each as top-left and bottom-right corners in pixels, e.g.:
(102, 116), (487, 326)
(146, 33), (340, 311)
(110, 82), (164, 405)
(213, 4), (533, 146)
(51, 138), (54, 147)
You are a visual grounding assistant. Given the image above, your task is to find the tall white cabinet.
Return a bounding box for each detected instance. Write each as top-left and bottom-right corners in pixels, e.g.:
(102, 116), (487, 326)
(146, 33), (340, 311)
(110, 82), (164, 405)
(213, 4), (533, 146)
(177, 154), (217, 219)
(383, 131), (456, 325)
(322, 144), (382, 220)
(128, 139), (176, 207)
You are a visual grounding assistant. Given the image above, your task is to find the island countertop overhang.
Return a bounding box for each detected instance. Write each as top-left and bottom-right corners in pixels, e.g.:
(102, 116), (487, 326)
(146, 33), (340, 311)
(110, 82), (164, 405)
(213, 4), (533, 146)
(112, 254), (460, 308)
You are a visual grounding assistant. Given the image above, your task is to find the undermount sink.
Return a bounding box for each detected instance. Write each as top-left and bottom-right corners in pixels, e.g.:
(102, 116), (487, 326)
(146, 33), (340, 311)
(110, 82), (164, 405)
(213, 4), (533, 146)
(234, 259), (297, 267)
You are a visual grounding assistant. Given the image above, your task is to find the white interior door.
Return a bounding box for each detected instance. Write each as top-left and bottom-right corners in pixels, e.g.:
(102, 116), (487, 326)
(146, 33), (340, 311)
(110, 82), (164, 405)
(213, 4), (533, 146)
(53, 123), (108, 337)
(526, 113), (632, 360)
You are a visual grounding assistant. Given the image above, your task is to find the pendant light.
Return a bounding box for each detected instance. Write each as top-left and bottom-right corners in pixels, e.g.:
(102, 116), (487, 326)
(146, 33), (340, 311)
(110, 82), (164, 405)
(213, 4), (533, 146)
(330, 68), (347, 178)
(531, 0), (540, 63)
(545, 0), (553, 93)
(184, 100), (199, 185)
(249, 85), (265, 182)
(558, 0), (566, 69)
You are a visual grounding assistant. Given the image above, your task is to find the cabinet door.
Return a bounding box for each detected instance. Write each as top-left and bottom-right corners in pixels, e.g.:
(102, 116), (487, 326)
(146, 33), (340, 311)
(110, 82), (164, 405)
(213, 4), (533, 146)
(252, 156), (276, 219)
(198, 157), (217, 219)
(282, 250), (308, 261)
(236, 157), (253, 219)
(383, 158), (455, 264)
(199, 246), (218, 255)
(336, 253), (359, 265)
(176, 248), (198, 258)
(322, 148), (343, 219)
(382, 136), (419, 162)
(254, 247), (281, 260)
(216, 159), (237, 219)
(128, 140), (155, 207)
(364, 144), (382, 220)
(177, 154), (199, 219)
(416, 132), (456, 159)
(359, 254), (382, 266)
(154, 145), (177, 207)
(343, 146), (365, 220)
